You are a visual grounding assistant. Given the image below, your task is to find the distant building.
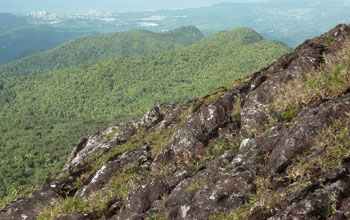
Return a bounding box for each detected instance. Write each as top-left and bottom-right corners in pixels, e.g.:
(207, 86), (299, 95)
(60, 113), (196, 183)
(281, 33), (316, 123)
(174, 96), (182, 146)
(30, 11), (47, 17)
(88, 9), (97, 15)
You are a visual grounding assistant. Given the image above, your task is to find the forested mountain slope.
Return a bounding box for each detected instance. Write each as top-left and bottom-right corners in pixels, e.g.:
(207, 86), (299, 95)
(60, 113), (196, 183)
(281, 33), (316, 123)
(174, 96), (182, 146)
(0, 25), (84, 65)
(1, 24), (349, 220)
(0, 26), (204, 77)
(0, 13), (28, 28)
(0, 27), (290, 206)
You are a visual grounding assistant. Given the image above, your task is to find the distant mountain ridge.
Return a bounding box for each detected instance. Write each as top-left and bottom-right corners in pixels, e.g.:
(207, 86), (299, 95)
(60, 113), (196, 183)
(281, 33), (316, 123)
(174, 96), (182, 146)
(0, 25), (84, 65)
(0, 26), (204, 77)
(0, 13), (28, 27)
(2, 0), (350, 64)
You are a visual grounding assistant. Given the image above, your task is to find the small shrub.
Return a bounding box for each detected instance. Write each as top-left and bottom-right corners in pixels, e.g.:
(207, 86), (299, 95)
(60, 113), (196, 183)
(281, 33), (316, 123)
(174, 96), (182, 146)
(101, 126), (121, 142)
(145, 212), (166, 220)
(159, 163), (177, 177)
(231, 96), (242, 122)
(186, 179), (208, 191)
(108, 162), (140, 201)
(145, 128), (175, 159)
(324, 36), (335, 48)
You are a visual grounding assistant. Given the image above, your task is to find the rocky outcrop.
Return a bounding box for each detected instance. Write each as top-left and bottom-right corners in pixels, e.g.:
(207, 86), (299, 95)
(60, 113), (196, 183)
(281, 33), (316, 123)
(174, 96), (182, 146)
(151, 91), (238, 169)
(64, 104), (177, 171)
(1, 24), (350, 220)
(267, 94), (350, 173)
(78, 144), (152, 198)
(0, 175), (77, 220)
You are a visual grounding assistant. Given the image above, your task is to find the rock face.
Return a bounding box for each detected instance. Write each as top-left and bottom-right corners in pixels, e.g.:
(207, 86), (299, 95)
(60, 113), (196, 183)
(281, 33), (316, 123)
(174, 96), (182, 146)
(1, 24), (350, 220)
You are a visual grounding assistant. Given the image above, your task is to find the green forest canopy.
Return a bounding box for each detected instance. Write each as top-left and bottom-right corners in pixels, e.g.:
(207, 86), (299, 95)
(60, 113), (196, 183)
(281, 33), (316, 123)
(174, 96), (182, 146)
(0, 26), (204, 77)
(0, 27), (291, 205)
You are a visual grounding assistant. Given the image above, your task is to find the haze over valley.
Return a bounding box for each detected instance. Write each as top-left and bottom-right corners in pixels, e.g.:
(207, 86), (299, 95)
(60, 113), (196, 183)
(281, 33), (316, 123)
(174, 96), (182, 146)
(1, 0), (350, 64)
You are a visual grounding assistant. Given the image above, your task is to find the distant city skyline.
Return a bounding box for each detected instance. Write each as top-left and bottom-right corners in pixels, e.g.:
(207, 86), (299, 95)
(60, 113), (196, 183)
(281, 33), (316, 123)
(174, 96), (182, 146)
(0, 0), (270, 14)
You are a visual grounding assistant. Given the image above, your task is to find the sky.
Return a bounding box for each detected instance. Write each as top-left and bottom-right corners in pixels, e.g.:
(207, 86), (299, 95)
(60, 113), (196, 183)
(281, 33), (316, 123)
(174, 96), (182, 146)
(0, 0), (269, 14)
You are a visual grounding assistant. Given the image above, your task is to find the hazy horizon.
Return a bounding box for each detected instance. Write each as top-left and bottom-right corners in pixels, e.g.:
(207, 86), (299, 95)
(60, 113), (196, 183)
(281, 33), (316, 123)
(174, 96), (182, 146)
(0, 0), (271, 14)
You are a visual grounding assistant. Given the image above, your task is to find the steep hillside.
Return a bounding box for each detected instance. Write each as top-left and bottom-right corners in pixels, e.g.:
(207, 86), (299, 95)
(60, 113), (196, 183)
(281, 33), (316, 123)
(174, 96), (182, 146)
(0, 13), (28, 28)
(1, 24), (349, 220)
(0, 27), (290, 207)
(0, 26), (204, 77)
(0, 25), (84, 65)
